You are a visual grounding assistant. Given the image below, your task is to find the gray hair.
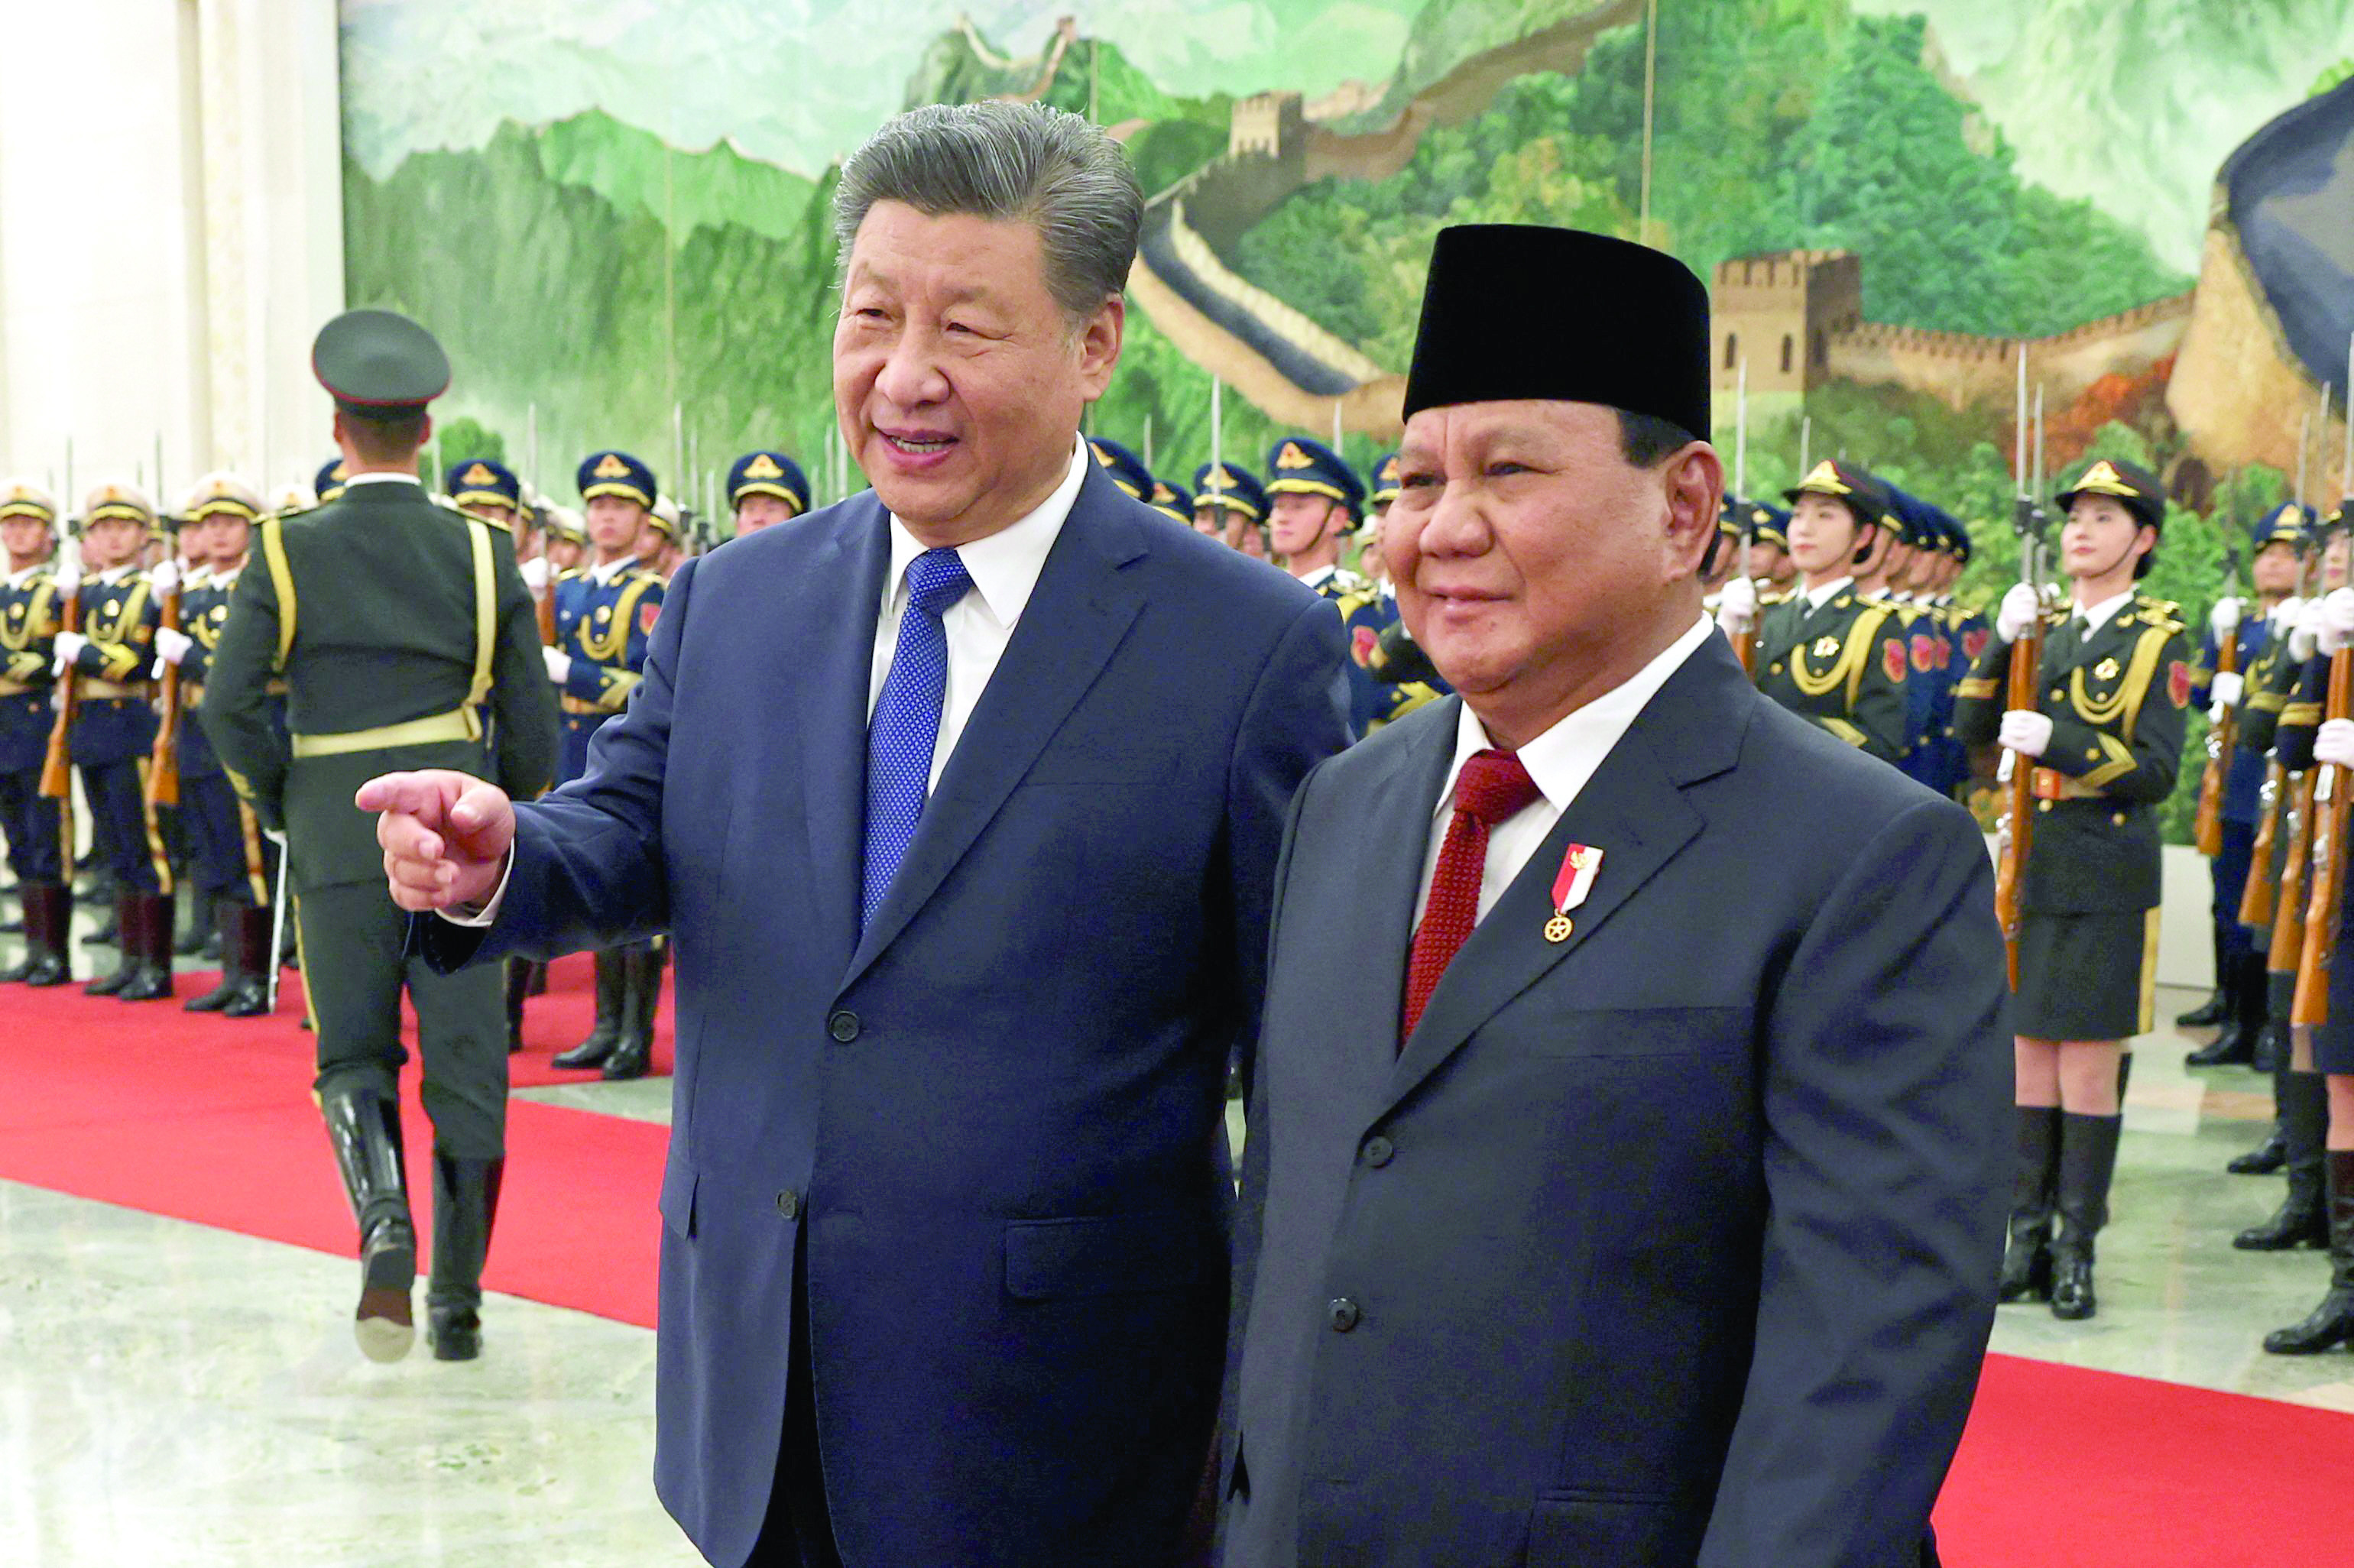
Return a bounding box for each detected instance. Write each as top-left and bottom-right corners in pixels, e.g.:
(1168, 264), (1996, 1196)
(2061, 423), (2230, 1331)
(832, 102), (1143, 320)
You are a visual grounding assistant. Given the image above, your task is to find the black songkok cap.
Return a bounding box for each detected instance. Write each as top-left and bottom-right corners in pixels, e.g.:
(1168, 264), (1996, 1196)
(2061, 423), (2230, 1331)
(1402, 225), (1710, 438)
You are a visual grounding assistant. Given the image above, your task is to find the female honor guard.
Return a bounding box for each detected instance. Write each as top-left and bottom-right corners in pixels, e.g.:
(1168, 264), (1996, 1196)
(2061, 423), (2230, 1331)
(1956, 458), (2190, 1319)
(1749, 459), (1911, 763)
(546, 451), (666, 1080)
(0, 481), (71, 985)
(59, 482), (177, 1000)
(156, 475), (278, 1016)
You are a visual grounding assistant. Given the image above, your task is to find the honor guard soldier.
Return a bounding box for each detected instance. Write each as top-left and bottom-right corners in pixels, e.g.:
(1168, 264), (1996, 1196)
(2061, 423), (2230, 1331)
(1956, 457), (2189, 1321)
(1086, 437), (1152, 501)
(1147, 475), (1193, 526)
(726, 450), (809, 536)
(1192, 459), (1266, 549)
(2183, 502), (2308, 1072)
(1355, 451), (1402, 592)
(314, 458), (349, 506)
(1750, 459), (1911, 762)
(0, 481), (71, 985)
(59, 481), (176, 999)
(1745, 501), (1797, 598)
(1264, 437), (1411, 737)
(545, 449), (667, 1080)
(203, 309), (559, 1362)
(543, 505), (585, 574)
(1876, 491), (1960, 796)
(154, 475), (278, 1015)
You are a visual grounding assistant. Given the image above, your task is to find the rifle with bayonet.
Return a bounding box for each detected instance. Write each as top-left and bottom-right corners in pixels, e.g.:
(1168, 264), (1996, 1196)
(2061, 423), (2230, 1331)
(2193, 546), (2243, 857)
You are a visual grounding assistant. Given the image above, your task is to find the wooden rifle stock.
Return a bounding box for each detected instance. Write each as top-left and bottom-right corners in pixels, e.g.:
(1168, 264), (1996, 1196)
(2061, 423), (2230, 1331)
(1992, 618), (2043, 992)
(537, 570), (556, 647)
(2242, 761), (2287, 929)
(148, 582), (183, 808)
(1730, 624), (1756, 675)
(2270, 772), (2317, 977)
(2193, 621), (2239, 856)
(2294, 647), (2354, 1025)
(37, 586), (79, 800)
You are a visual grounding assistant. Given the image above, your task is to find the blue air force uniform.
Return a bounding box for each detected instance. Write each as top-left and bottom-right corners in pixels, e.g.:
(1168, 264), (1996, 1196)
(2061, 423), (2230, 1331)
(67, 539), (170, 898)
(0, 513), (66, 890)
(556, 452), (666, 782)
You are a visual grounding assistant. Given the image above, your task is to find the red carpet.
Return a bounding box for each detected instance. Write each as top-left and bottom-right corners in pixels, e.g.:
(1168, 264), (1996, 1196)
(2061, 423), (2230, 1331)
(7, 974), (2354, 1561)
(0, 969), (664, 1325)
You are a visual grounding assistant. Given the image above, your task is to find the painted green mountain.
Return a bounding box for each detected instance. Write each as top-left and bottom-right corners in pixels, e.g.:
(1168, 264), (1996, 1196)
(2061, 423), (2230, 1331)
(533, 110), (819, 248)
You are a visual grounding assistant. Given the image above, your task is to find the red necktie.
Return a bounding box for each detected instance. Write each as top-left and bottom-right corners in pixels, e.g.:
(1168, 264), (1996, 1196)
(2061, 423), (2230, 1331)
(1402, 749), (1542, 1045)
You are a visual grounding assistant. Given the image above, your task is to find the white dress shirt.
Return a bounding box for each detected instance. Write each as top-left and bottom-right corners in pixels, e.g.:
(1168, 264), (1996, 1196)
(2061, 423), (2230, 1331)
(447, 436), (1091, 926)
(1413, 614), (1717, 926)
(5, 564), (41, 591)
(1801, 575), (1854, 613)
(868, 436), (1087, 791)
(342, 471), (422, 490)
(2074, 589), (2132, 637)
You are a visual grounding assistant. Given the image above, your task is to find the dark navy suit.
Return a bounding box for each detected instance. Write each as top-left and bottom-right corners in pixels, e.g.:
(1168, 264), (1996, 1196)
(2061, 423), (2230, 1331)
(1224, 633), (2009, 1567)
(420, 463), (1348, 1566)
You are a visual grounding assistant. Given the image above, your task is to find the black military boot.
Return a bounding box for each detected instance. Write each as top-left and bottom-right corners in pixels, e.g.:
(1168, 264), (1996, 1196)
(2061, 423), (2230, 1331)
(2175, 931), (2232, 1027)
(2237, 1072), (2332, 1250)
(183, 901), (245, 1012)
(115, 893), (177, 1001)
(552, 948), (626, 1069)
(83, 891), (141, 996)
(601, 944), (663, 1081)
(503, 957), (532, 1054)
(323, 1089), (417, 1362)
(10, 883), (70, 986)
(219, 906), (274, 1019)
(2263, 1151), (2354, 1355)
(427, 1153), (504, 1362)
(1998, 1106), (2061, 1304)
(2184, 956), (2252, 1067)
(2050, 1112), (2123, 1321)
(0, 880), (52, 982)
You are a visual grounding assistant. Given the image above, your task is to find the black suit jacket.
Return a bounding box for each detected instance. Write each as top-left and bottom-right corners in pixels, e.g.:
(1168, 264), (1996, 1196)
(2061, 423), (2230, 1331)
(1224, 632), (2010, 1567)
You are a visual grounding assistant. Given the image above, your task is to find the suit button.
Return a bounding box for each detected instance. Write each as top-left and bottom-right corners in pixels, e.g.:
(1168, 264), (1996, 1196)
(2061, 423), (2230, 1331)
(1328, 1297), (1361, 1333)
(776, 1189), (800, 1220)
(1360, 1136), (1394, 1168)
(827, 1010), (860, 1043)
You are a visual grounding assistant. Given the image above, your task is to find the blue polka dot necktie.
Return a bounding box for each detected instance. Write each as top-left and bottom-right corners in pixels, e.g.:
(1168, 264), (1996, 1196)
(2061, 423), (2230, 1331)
(861, 547), (973, 932)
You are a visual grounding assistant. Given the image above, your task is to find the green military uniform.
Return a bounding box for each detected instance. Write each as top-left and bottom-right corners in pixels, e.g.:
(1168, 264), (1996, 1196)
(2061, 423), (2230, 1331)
(1753, 462), (1911, 764)
(202, 309), (559, 1364)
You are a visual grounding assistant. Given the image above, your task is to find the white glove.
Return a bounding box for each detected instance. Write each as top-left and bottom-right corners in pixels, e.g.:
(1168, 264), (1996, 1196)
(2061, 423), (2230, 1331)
(2210, 597), (2241, 635)
(1716, 575), (1759, 633)
(2274, 595), (2307, 633)
(542, 647), (573, 684)
(53, 630), (88, 672)
(519, 556), (550, 592)
(2326, 588), (2354, 648)
(53, 563), (79, 597)
(154, 626), (194, 666)
(1998, 708), (2052, 758)
(2293, 597), (2330, 662)
(2318, 719), (2354, 771)
(149, 559), (180, 597)
(2208, 670), (2244, 711)
(261, 827), (287, 849)
(1996, 582), (2040, 643)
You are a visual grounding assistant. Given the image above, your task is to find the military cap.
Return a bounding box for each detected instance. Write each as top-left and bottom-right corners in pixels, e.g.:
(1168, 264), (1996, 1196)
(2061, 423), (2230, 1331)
(1881, 485), (1936, 549)
(179, 472), (263, 524)
(2056, 458), (2165, 530)
(1368, 452), (1404, 509)
(270, 484), (316, 515)
(1784, 458), (1894, 534)
(0, 479), (58, 526)
(1147, 476), (1193, 525)
(2255, 501), (2317, 552)
(1717, 492), (1746, 541)
(542, 504), (585, 545)
(2329, 498), (2354, 536)
(1193, 462), (1266, 521)
(1947, 513), (1974, 564)
(83, 481), (155, 528)
(312, 308), (449, 415)
(578, 449), (658, 510)
(647, 493), (682, 541)
(447, 458), (521, 513)
(1403, 225), (1709, 438)
(727, 451), (809, 517)
(1746, 501), (1791, 551)
(315, 458), (349, 504)
(1088, 439), (1155, 501)
(1264, 437), (1365, 517)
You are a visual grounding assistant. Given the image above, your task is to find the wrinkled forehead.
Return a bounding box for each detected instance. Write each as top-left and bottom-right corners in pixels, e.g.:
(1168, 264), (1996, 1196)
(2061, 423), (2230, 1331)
(1397, 399), (1617, 464)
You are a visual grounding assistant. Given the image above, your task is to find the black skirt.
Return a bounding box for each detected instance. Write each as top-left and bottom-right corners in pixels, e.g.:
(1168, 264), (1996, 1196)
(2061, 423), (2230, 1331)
(2015, 909), (2158, 1042)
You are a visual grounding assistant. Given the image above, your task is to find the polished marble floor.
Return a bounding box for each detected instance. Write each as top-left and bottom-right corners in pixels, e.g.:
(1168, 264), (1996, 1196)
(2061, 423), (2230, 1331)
(4, 882), (2353, 1566)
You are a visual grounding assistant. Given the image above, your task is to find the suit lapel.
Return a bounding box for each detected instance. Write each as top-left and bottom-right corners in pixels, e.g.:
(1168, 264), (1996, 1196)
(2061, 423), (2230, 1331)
(839, 468), (1148, 991)
(1338, 702), (1463, 1080)
(1379, 637), (1753, 1121)
(800, 497), (890, 975)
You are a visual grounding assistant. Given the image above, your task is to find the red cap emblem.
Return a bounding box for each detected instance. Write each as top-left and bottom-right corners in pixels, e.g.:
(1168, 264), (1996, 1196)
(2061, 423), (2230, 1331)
(1883, 639), (1908, 684)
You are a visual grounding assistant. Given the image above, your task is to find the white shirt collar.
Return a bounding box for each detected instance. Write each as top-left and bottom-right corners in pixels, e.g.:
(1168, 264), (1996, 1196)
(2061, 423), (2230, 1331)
(2077, 589), (2133, 635)
(881, 436), (1087, 630)
(1295, 562), (1338, 591)
(342, 471), (421, 488)
(5, 563), (41, 589)
(1435, 614), (1718, 824)
(97, 565), (133, 585)
(1804, 575), (1854, 611)
(588, 553), (635, 586)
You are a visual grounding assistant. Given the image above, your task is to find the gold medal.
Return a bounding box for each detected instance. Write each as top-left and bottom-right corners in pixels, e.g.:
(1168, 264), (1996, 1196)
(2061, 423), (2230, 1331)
(1544, 913), (1574, 944)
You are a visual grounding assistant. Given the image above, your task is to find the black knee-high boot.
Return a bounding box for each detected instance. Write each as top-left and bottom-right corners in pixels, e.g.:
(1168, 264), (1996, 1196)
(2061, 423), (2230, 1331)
(322, 1088), (416, 1362)
(2186, 954), (2254, 1067)
(2263, 1151), (2354, 1354)
(2176, 927), (2232, 1026)
(427, 1152), (504, 1362)
(2238, 1071), (2332, 1249)
(2051, 1112), (2124, 1320)
(552, 949), (626, 1069)
(1998, 1106), (2062, 1304)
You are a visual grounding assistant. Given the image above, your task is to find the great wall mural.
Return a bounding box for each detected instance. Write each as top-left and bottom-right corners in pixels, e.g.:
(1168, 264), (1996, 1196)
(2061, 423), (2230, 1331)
(339, 0), (2354, 585)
